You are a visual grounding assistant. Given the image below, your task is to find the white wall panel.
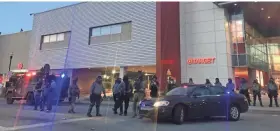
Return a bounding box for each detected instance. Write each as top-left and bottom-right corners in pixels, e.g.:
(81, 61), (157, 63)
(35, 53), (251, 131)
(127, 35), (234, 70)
(215, 31), (227, 42)
(192, 32), (216, 44)
(215, 19), (226, 31)
(184, 2), (214, 13)
(180, 2), (233, 85)
(186, 21), (215, 33)
(186, 10), (214, 23)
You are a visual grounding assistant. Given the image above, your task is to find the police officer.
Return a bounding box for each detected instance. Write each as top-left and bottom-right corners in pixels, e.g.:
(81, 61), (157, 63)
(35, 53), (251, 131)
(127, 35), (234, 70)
(150, 75), (159, 98)
(189, 78), (194, 85)
(239, 78), (251, 106)
(132, 74), (146, 118)
(252, 79), (263, 107)
(68, 77), (80, 113)
(34, 78), (43, 110)
(118, 75), (133, 116)
(214, 78), (222, 86)
(87, 76), (106, 117)
(268, 78), (279, 107)
(40, 74), (55, 112)
(205, 79), (213, 87)
(112, 78), (122, 114)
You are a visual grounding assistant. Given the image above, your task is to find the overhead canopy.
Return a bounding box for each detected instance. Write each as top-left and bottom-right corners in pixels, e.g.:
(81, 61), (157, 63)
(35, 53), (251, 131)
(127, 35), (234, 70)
(214, 2), (280, 37)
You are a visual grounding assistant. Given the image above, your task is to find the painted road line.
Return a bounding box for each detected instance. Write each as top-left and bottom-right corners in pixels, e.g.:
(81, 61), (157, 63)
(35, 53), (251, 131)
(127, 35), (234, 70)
(4, 117), (102, 131)
(3, 116), (126, 131)
(0, 126), (8, 131)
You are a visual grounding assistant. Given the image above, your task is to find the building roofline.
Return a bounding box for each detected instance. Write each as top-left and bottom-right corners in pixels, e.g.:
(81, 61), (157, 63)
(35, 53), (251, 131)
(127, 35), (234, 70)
(32, 2), (85, 16)
(0, 30), (31, 37)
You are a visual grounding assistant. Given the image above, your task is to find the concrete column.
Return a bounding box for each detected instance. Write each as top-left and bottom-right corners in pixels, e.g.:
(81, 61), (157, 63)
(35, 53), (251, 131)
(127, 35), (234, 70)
(119, 66), (127, 79)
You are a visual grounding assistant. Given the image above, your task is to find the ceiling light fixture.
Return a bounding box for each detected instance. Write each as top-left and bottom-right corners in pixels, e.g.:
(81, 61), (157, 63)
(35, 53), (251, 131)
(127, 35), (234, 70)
(261, 8), (264, 10)
(268, 16), (271, 19)
(234, 3), (237, 6)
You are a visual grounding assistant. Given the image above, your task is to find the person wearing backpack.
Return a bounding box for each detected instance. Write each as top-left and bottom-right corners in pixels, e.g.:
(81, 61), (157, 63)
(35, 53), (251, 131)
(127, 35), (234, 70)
(132, 74), (146, 118)
(68, 77), (80, 113)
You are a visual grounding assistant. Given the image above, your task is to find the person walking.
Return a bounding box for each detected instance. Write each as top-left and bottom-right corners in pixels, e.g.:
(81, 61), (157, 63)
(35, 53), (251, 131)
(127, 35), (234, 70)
(118, 75), (133, 116)
(132, 74), (146, 118)
(68, 78), (80, 113)
(150, 75), (159, 98)
(188, 78), (194, 85)
(205, 79), (213, 87)
(112, 78), (122, 114)
(87, 76), (106, 117)
(239, 78), (251, 106)
(226, 78), (235, 92)
(268, 78), (279, 107)
(214, 78), (222, 86)
(252, 79), (263, 107)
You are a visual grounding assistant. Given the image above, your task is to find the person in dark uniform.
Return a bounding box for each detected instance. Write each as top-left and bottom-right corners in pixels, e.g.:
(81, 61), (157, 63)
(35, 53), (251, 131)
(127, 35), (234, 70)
(118, 75), (133, 116)
(189, 78), (194, 85)
(112, 78), (122, 114)
(205, 79), (213, 87)
(150, 75), (159, 98)
(239, 78), (251, 106)
(34, 78), (43, 110)
(268, 78), (279, 107)
(252, 79), (263, 107)
(87, 76), (106, 117)
(214, 78), (222, 86)
(68, 77), (80, 113)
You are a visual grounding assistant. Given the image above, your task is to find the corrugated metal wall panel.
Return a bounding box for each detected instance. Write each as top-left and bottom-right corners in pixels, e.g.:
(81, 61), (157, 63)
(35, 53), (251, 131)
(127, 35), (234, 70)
(29, 2), (156, 70)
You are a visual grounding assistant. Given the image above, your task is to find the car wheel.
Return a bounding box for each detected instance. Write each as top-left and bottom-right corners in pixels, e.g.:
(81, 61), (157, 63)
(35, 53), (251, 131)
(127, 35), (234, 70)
(172, 105), (185, 125)
(227, 105), (240, 121)
(6, 93), (14, 104)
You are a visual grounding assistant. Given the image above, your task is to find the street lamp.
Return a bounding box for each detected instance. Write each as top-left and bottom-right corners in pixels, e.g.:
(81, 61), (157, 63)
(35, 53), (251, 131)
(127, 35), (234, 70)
(8, 52), (13, 71)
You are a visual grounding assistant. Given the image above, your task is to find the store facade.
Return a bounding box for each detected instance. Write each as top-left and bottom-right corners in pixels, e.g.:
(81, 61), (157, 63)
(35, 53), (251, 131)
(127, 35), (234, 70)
(28, 2), (279, 95)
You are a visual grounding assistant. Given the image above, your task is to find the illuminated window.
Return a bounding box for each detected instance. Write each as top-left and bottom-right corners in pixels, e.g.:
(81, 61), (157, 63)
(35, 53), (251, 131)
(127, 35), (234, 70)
(111, 24), (121, 34)
(91, 24), (123, 37)
(57, 33), (65, 41)
(92, 28), (101, 36)
(43, 36), (50, 43)
(42, 33), (66, 43)
(49, 34), (57, 42)
(100, 26), (110, 35)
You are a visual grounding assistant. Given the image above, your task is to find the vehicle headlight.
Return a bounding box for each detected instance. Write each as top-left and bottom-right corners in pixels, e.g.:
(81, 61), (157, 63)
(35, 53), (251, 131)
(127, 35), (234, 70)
(153, 101), (170, 107)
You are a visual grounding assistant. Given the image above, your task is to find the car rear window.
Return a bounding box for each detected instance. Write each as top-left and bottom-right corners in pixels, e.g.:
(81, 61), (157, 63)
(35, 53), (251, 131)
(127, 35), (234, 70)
(166, 86), (197, 96)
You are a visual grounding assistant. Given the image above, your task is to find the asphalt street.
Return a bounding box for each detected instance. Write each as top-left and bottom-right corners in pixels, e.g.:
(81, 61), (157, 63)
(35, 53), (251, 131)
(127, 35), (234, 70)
(0, 99), (279, 131)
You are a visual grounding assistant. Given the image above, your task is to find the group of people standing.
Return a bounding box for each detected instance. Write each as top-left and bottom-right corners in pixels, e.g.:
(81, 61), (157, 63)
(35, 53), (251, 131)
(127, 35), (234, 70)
(33, 67), (57, 112)
(111, 73), (159, 118)
(188, 77), (279, 107)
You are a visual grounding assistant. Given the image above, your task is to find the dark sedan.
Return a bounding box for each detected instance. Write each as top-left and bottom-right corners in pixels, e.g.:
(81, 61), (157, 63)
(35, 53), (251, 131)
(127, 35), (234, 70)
(138, 85), (249, 125)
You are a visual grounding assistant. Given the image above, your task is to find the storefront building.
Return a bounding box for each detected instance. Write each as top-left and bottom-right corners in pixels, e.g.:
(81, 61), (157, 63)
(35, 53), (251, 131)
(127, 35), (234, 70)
(28, 2), (280, 95)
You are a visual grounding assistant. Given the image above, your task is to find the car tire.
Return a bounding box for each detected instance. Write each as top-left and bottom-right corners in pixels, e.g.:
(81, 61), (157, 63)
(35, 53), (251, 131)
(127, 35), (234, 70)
(227, 104), (240, 121)
(172, 105), (185, 125)
(6, 93), (14, 104)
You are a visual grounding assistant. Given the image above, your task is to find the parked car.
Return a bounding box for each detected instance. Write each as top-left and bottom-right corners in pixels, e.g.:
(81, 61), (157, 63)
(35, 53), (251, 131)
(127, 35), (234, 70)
(138, 85), (249, 125)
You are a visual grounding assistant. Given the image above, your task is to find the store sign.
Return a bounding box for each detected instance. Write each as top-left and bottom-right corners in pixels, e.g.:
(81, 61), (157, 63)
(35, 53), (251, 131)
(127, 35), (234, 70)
(187, 57), (216, 65)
